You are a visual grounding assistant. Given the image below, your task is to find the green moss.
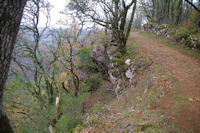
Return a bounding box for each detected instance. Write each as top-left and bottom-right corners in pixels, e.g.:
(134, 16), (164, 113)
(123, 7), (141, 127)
(191, 33), (200, 38)
(88, 117), (100, 125)
(109, 45), (119, 56)
(91, 105), (109, 114)
(111, 58), (124, 67)
(138, 123), (154, 131)
(76, 125), (84, 133)
(148, 92), (161, 107)
(165, 25), (176, 36)
(186, 33), (200, 50)
(174, 27), (189, 40)
(136, 104), (146, 110)
(185, 39), (193, 48)
(111, 58), (129, 73)
(173, 95), (185, 101)
(69, 125), (84, 133)
(174, 27), (197, 41)
(123, 110), (129, 118)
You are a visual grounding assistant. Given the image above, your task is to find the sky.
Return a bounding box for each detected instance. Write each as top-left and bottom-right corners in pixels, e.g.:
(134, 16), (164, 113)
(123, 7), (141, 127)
(39, 0), (199, 27)
(39, 0), (67, 27)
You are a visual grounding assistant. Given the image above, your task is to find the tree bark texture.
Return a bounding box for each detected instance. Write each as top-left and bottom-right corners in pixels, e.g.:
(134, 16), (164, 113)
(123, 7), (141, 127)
(0, 0), (27, 132)
(176, 0), (183, 25)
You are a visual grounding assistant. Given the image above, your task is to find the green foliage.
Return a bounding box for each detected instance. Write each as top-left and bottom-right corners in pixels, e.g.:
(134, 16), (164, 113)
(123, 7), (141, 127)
(91, 104), (109, 114)
(123, 110), (129, 118)
(16, 126), (33, 133)
(138, 123), (153, 131)
(87, 117), (100, 125)
(6, 77), (24, 92)
(144, 22), (154, 29)
(5, 76), (90, 133)
(174, 27), (197, 41)
(173, 95), (185, 101)
(55, 93), (88, 132)
(111, 58), (124, 68)
(83, 74), (102, 92)
(5, 78), (53, 132)
(165, 25), (176, 36)
(148, 92), (160, 107)
(184, 10), (199, 30)
(69, 124), (84, 133)
(111, 58), (128, 73)
(77, 48), (98, 73)
(14, 99), (56, 133)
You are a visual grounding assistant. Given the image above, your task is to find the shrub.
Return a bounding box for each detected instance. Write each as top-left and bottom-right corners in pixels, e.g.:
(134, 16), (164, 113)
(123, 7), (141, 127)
(111, 58), (129, 73)
(143, 22), (155, 31)
(77, 48), (98, 73)
(83, 74), (102, 92)
(55, 93), (88, 132)
(185, 10), (199, 30)
(174, 27), (190, 41)
(164, 25), (176, 36)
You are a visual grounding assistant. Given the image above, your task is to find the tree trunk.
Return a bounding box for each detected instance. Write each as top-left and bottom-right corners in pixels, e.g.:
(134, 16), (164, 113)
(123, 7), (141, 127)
(152, 0), (156, 22)
(167, 0), (171, 23)
(119, 40), (127, 55)
(0, 0), (27, 132)
(176, 0), (183, 25)
(198, 3), (200, 31)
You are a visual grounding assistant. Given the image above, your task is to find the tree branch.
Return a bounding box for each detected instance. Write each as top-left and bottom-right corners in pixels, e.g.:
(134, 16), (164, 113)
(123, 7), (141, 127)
(184, 0), (200, 13)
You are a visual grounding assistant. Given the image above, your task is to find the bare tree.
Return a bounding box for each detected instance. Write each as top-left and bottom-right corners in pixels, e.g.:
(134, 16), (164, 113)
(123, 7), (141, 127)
(49, 26), (82, 131)
(69, 0), (137, 55)
(184, 0), (200, 12)
(13, 3), (82, 129)
(13, 0), (57, 104)
(0, 0), (27, 132)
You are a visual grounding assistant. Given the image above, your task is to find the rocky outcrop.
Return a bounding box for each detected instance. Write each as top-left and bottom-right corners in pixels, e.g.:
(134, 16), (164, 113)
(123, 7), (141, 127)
(143, 22), (200, 50)
(92, 45), (110, 76)
(91, 39), (135, 98)
(106, 41), (135, 98)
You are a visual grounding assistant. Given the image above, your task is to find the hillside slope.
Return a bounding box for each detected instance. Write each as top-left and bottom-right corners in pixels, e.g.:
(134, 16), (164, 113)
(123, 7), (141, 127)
(80, 32), (200, 133)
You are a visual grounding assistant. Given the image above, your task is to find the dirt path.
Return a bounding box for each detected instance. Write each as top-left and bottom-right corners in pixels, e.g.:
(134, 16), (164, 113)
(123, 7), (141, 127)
(131, 32), (200, 132)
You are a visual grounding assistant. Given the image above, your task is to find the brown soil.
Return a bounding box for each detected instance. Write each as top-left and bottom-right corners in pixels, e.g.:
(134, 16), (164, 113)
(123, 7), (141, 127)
(131, 32), (200, 133)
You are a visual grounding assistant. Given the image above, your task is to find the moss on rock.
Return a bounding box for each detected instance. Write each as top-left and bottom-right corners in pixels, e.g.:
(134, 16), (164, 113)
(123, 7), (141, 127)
(143, 22), (200, 51)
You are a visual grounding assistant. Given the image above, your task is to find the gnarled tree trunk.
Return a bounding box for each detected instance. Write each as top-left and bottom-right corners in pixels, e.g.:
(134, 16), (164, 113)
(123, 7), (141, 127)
(0, 0), (27, 132)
